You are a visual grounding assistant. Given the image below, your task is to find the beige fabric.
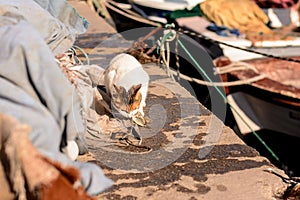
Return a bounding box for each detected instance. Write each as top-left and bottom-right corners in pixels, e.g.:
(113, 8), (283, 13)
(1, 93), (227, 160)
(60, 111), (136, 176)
(0, 162), (14, 200)
(200, 0), (272, 34)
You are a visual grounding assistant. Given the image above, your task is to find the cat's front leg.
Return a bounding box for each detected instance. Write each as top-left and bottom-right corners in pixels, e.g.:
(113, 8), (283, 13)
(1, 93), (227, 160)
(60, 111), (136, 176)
(138, 107), (145, 117)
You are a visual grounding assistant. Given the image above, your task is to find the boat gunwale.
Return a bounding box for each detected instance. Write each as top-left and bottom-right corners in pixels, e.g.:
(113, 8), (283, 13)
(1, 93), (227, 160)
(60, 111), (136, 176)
(225, 72), (300, 110)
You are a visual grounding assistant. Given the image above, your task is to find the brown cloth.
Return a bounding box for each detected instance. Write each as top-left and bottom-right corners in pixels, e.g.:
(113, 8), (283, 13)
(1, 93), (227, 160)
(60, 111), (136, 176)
(200, 0), (272, 34)
(0, 113), (95, 200)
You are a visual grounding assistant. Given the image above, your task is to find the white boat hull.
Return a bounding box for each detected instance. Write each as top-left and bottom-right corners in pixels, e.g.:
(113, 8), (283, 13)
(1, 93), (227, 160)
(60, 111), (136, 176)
(131, 0), (204, 11)
(227, 92), (300, 137)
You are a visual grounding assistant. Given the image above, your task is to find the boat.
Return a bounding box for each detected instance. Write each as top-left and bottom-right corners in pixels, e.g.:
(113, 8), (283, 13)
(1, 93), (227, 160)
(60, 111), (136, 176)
(213, 55), (300, 176)
(91, 0), (162, 33)
(175, 16), (300, 138)
(98, 0), (204, 30)
(129, 0), (205, 23)
(214, 56), (300, 138)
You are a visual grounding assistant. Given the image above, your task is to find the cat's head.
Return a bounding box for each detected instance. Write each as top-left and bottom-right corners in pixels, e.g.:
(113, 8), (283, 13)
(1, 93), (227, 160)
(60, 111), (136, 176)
(111, 84), (142, 115)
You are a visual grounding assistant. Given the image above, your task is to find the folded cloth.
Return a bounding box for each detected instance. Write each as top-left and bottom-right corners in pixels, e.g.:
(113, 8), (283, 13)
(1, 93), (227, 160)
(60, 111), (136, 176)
(0, 0), (113, 196)
(200, 0), (272, 34)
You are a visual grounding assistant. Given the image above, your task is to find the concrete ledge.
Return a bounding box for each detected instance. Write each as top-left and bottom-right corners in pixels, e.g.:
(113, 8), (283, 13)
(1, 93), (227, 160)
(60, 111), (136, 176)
(92, 64), (285, 200)
(70, 1), (287, 199)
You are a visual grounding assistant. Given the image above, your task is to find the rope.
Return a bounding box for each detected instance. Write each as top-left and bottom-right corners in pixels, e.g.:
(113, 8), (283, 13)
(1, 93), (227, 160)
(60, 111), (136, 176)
(265, 168), (300, 198)
(158, 24), (177, 80)
(170, 70), (266, 87)
(119, 137), (153, 153)
(175, 33), (180, 79)
(71, 45), (90, 65)
(214, 61), (259, 74)
(104, 0), (162, 27)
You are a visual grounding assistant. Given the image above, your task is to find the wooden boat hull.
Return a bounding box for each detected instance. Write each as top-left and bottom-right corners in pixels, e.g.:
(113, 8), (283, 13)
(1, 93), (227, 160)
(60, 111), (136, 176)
(223, 56), (300, 137)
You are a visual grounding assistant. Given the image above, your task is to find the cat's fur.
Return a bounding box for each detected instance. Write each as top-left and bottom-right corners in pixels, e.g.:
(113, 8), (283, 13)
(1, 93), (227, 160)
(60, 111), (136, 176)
(103, 53), (149, 118)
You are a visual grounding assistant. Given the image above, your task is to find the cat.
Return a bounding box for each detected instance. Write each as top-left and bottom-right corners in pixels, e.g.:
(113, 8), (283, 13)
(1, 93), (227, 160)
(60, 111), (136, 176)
(103, 53), (149, 124)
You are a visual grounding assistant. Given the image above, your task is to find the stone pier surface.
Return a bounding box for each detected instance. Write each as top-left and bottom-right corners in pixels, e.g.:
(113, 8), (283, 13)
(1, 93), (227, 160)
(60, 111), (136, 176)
(69, 1), (287, 199)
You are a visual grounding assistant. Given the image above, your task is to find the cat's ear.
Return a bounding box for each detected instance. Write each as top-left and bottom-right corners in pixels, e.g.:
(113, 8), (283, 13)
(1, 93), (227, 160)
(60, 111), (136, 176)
(113, 84), (127, 100)
(130, 84), (142, 96)
(113, 84), (120, 93)
(128, 84), (142, 111)
(129, 84), (142, 103)
(113, 84), (126, 94)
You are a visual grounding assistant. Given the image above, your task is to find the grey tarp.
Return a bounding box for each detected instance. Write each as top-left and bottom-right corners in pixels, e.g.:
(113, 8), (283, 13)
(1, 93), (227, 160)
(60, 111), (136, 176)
(0, 0), (113, 196)
(0, 0), (89, 55)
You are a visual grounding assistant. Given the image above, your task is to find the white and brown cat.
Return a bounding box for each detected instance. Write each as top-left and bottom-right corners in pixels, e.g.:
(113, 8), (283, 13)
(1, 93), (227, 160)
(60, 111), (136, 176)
(103, 53), (149, 126)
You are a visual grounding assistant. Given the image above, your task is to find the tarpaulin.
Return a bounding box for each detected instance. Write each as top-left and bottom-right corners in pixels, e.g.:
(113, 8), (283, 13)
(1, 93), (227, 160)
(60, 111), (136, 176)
(0, 0), (113, 196)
